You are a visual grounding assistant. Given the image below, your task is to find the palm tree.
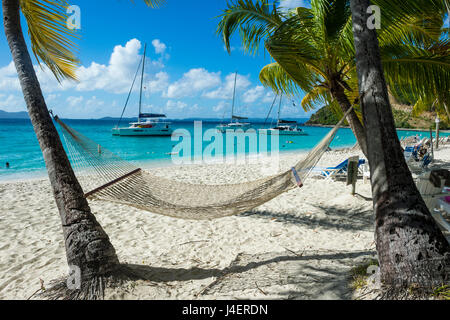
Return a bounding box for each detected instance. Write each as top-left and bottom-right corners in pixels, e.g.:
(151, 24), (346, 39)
(260, 1), (369, 156)
(217, 0), (450, 158)
(217, 0), (368, 154)
(263, 0), (450, 154)
(2, 0), (163, 299)
(219, 0), (450, 293)
(349, 0), (450, 293)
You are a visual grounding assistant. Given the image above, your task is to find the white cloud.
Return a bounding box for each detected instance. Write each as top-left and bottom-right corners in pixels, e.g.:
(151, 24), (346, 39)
(0, 94), (25, 112)
(45, 93), (60, 103)
(223, 45), (236, 52)
(262, 91), (276, 103)
(66, 96), (84, 107)
(281, 102), (303, 116)
(152, 39), (167, 55)
(0, 62), (20, 91)
(0, 37), (289, 119)
(213, 100), (229, 113)
(165, 100), (187, 111)
(242, 85), (265, 103)
(0, 39), (150, 95)
(191, 104), (200, 112)
(165, 68), (221, 98)
(86, 96), (104, 107)
(146, 71), (169, 94)
(279, 0), (309, 12)
(75, 38), (143, 93)
(203, 73), (251, 100)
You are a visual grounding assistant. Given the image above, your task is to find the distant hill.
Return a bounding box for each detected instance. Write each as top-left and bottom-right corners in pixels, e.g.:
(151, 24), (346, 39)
(305, 106), (343, 126)
(305, 98), (449, 130)
(0, 110), (28, 119)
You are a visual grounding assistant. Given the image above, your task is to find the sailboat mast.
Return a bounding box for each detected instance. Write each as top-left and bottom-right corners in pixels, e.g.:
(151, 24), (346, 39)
(138, 43), (147, 122)
(231, 71), (237, 122)
(277, 94), (282, 125)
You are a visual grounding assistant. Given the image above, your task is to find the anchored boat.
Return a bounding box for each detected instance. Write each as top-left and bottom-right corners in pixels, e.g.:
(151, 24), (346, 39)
(112, 113), (172, 136)
(112, 43), (173, 137)
(217, 72), (251, 133)
(259, 95), (307, 136)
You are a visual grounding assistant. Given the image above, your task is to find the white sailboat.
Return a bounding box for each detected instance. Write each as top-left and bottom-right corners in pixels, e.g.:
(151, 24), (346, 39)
(259, 95), (307, 136)
(112, 44), (173, 137)
(217, 72), (251, 133)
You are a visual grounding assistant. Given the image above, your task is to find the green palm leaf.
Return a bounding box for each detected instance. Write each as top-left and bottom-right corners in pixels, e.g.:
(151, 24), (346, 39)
(259, 62), (305, 96)
(216, 0), (283, 55)
(20, 0), (80, 82)
(382, 39), (450, 105)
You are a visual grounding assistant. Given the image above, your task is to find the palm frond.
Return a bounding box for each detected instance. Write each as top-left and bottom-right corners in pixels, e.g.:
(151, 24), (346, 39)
(381, 39), (450, 105)
(20, 0), (80, 81)
(310, 0), (352, 42)
(140, 0), (166, 8)
(301, 86), (330, 112)
(371, 0), (449, 22)
(259, 62), (303, 96)
(265, 13), (325, 92)
(411, 97), (430, 117)
(216, 0), (283, 55)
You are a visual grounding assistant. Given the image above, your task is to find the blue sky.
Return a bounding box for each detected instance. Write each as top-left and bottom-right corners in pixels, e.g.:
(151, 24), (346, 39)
(0, 0), (315, 119)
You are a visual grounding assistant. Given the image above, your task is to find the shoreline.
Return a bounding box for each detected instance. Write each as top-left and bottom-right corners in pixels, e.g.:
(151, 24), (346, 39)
(0, 145), (357, 183)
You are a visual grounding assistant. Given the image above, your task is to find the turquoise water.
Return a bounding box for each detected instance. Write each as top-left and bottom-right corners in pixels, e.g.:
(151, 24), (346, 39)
(0, 118), (446, 181)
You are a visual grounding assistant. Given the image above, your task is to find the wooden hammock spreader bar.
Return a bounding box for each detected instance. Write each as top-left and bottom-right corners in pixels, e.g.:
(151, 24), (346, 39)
(85, 168), (142, 198)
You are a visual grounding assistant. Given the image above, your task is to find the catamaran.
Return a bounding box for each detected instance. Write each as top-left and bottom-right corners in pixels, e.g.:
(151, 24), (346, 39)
(259, 95), (307, 136)
(112, 44), (173, 137)
(217, 72), (251, 133)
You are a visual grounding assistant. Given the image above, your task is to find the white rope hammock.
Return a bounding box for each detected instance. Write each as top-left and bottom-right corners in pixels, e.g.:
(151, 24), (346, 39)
(54, 108), (351, 220)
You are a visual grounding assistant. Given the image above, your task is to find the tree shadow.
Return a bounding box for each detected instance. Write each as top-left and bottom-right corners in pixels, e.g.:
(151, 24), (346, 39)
(115, 249), (376, 299)
(240, 204), (375, 232)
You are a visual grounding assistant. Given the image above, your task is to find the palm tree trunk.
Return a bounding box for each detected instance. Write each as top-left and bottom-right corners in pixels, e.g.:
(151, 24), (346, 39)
(2, 0), (119, 286)
(329, 81), (369, 158)
(350, 0), (449, 291)
(443, 102), (450, 123)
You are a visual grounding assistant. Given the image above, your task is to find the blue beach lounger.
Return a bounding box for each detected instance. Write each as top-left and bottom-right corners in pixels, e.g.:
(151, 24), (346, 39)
(320, 158), (366, 179)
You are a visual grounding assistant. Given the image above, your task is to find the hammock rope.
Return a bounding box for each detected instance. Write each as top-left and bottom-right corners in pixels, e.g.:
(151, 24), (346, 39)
(53, 108), (352, 220)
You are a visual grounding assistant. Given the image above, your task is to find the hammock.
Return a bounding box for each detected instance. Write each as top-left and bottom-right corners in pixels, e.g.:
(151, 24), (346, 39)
(54, 108), (351, 220)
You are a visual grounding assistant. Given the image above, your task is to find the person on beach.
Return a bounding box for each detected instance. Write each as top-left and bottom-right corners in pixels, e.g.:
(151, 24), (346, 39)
(5, 162), (9, 168)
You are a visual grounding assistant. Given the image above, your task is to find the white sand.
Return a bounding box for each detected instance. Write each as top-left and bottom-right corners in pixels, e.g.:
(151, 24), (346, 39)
(0, 145), (449, 300)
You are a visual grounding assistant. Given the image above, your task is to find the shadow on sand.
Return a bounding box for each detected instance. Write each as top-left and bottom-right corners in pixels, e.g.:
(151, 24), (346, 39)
(240, 203), (375, 233)
(121, 249), (376, 299)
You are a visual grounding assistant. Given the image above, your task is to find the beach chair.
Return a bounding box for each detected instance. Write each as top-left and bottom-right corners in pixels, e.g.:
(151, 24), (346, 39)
(414, 153), (432, 169)
(405, 142), (432, 172)
(422, 153), (433, 168)
(319, 158), (366, 180)
(416, 172), (450, 234)
(404, 146), (418, 162)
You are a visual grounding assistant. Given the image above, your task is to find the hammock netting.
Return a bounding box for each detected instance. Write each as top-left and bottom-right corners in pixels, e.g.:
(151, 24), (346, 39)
(54, 109), (350, 220)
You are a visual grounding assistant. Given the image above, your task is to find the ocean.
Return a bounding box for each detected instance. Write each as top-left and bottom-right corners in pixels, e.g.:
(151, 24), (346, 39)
(0, 118), (446, 181)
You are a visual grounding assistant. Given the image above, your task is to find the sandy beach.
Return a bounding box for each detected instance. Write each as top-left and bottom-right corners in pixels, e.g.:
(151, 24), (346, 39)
(0, 145), (449, 300)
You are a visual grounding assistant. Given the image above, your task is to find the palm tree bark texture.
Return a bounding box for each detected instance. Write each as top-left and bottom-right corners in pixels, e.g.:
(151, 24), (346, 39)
(2, 0), (119, 287)
(350, 0), (449, 291)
